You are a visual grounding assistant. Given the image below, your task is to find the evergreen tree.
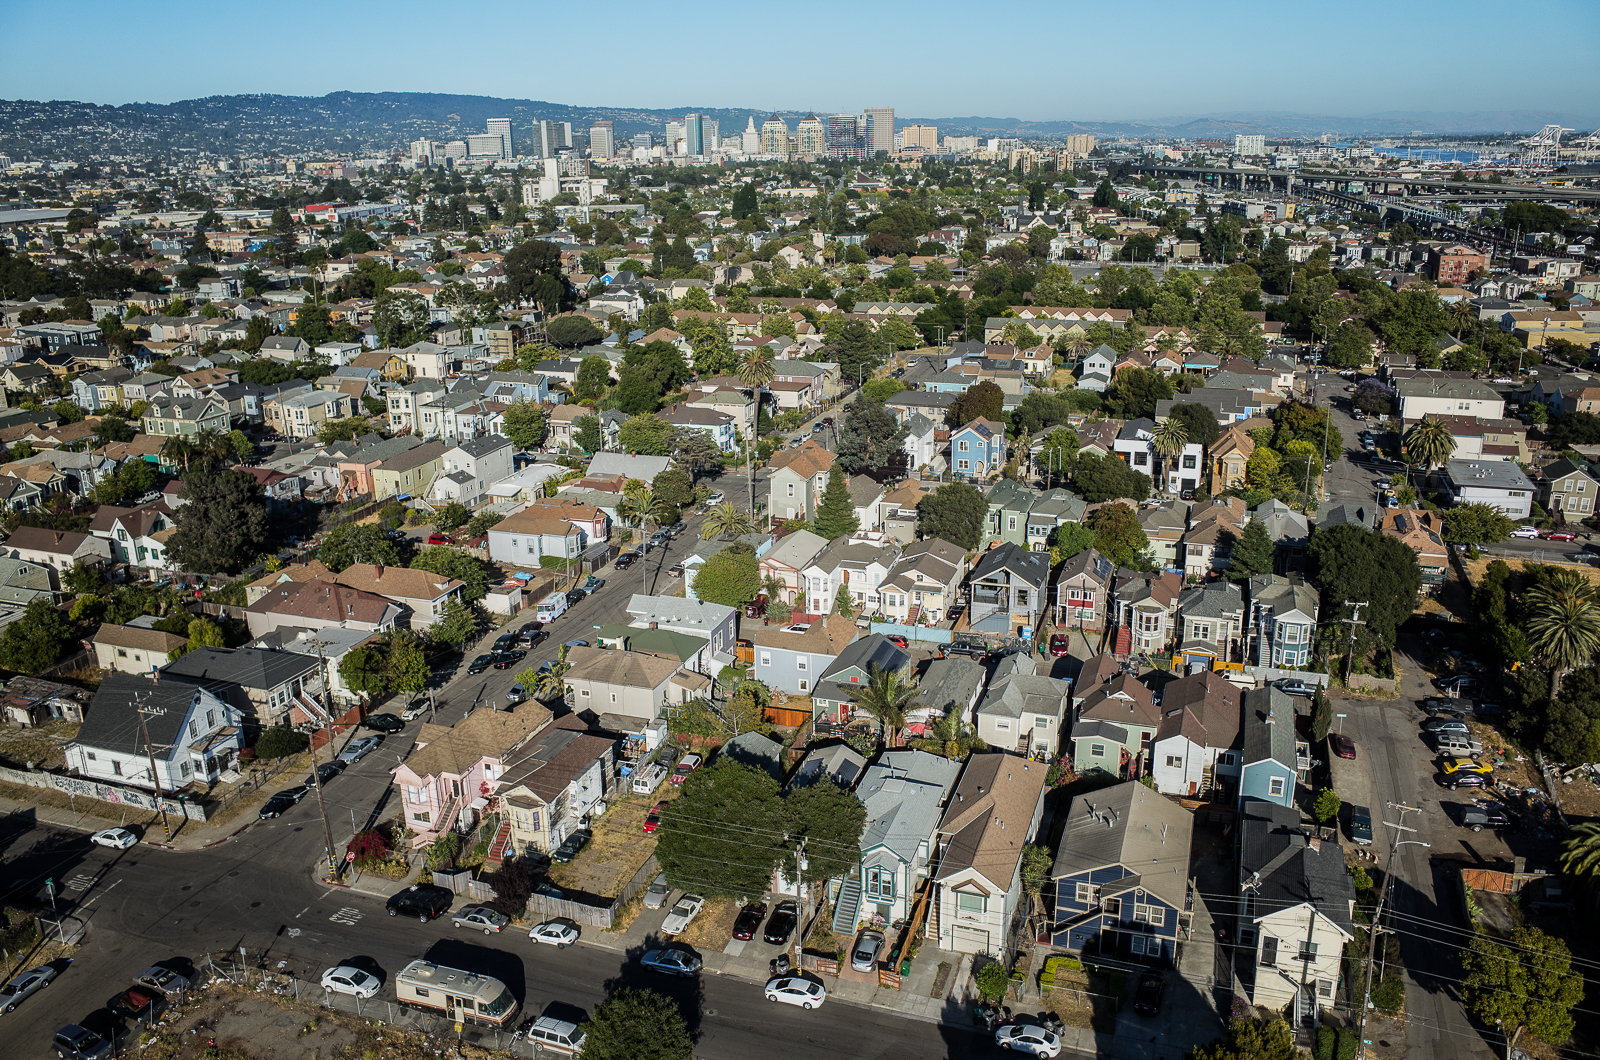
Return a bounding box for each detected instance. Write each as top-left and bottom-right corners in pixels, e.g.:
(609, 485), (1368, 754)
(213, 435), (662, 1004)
(813, 466), (860, 540)
(836, 395), (908, 475)
(1227, 520), (1276, 581)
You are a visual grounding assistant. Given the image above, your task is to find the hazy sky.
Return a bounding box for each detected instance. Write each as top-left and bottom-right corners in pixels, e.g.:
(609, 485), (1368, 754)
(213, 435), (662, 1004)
(4, 0), (1597, 122)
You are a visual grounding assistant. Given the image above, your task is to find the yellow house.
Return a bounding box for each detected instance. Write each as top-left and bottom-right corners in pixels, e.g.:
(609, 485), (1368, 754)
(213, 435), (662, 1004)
(1209, 427), (1255, 492)
(370, 441), (447, 500)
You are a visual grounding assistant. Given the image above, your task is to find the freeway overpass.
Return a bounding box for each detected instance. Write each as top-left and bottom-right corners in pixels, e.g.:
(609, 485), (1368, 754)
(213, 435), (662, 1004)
(1132, 161), (1600, 203)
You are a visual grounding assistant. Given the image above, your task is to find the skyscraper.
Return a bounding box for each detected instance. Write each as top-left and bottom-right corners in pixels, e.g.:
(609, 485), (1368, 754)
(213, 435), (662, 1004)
(901, 125), (938, 151)
(796, 114), (827, 158)
(536, 120), (571, 157)
(760, 115), (790, 158)
(409, 139), (438, 166)
(589, 121), (614, 160)
(487, 118), (513, 159)
(665, 120), (685, 155)
(741, 117), (760, 155)
(826, 114), (864, 158)
(863, 107), (894, 156)
(704, 119), (719, 151)
(467, 133), (505, 158)
(684, 113), (706, 156)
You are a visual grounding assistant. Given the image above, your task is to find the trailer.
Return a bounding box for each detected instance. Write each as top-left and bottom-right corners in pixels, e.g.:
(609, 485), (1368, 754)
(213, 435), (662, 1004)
(394, 960), (517, 1027)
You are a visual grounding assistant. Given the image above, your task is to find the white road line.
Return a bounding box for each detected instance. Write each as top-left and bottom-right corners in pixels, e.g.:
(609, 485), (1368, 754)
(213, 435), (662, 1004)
(296, 906), (309, 919)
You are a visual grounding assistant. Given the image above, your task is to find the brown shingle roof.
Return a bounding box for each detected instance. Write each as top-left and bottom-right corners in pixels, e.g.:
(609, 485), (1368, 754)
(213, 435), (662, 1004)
(332, 563), (463, 602)
(403, 703), (554, 780)
(246, 579), (399, 624)
(91, 623), (188, 653)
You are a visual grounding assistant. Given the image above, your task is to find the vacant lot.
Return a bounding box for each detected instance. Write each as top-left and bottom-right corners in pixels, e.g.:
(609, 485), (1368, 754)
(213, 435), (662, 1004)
(546, 789), (671, 898)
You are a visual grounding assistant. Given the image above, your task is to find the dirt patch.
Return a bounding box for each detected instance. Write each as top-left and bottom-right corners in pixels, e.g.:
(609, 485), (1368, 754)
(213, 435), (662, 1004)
(135, 988), (360, 1060)
(1041, 965), (1119, 1032)
(672, 897), (738, 949)
(547, 790), (668, 897)
(0, 720), (79, 770)
(1462, 553), (1600, 588)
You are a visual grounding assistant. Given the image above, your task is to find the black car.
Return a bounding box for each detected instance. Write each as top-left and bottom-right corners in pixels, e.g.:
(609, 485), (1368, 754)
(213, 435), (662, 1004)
(363, 713), (404, 734)
(564, 589), (585, 606)
(941, 642), (988, 661)
(493, 633), (519, 653)
(615, 552), (638, 570)
(551, 828), (592, 863)
(52, 1025), (112, 1060)
(1434, 772), (1488, 790)
(763, 899), (798, 945)
(493, 649), (526, 669)
(386, 883), (454, 921)
(1421, 697), (1471, 717)
(731, 902), (767, 941)
(257, 785), (310, 819)
(305, 761), (344, 786)
(467, 654), (495, 675)
(1133, 973), (1166, 1016)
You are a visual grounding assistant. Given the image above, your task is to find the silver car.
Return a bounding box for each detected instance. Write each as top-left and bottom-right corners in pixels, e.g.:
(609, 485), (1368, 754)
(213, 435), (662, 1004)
(643, 873), (671, 910)
(451, 904), (509, 934)
(338, 735), (383, 764)
(0, 964), (57, 1013)
(640, 948), (703, 977)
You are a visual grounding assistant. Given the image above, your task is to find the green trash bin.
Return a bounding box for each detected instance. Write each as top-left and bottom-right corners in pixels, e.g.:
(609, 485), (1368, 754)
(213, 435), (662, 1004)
(900, 959), (912, 976)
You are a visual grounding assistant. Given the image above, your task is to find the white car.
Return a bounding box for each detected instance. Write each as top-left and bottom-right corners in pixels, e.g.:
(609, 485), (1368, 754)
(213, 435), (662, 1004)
(996, 1023), (1063, 1056)
(706, 491), (724, 504)
(642, 873), (671, 910)
(320, 966), (380, 999)
(764, 976), (826, 1009)
(451, 904), (509, 934)
(1510, 526), (1540, 539)
(662, 894), (705, 935)
(90, 828), (138, 850)
(640, 948), (702, 977)
(401, 702), (429, 722)
(528, 918), (580, 948)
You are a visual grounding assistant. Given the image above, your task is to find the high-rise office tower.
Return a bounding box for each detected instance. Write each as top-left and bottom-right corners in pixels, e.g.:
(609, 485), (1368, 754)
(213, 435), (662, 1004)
(589, 121), (614, 160)
(863, 107), (894, 156)
(665, 120), (685, 154)
(826, 114), (864, 158)
(487, 118), (513, 159)
(467, 133), (505, 157)
(900, 125), (938, 151)
(703, 119), (719, 151)
(760, 115), (791, 158)
(796, 114), (827, 158)
(409, 139), (439, 165)
(741, 117), (760, 155)
(684, 113), (706, 156)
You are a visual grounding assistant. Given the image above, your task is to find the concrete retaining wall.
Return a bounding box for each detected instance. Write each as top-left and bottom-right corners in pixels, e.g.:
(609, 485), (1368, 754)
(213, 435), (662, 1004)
(0, 764), (208, 820)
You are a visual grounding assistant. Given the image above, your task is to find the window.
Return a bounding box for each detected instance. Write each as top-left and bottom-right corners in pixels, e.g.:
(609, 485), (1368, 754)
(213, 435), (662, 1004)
(866, 867), (894, 900)
(112, 761), (122, 776)
(958, 440), (969, 452)
(796, 657), (807, 671)
(118, 649), (128, 658)
(1260, 936), (1278, 966)
(957, 460), (970, 471)
(956, 892), (986, 914)
(1165, 755), (1183, 768)
(1007, 516), (1017, 531)
(188, 720), (198, 739)
(1101, 897), (1120, 916)
(798, 678), (809, 691)
(759, 652), (772, 667)
(1317, 979), (1335, 999)
(1269, 776), (1286, 798)
(1134, 451), (1148, 466)
(1297, 941), (1319, 962)
(412, 811), (431, 824)
(1075, 882), (1100, 905)
(995, 721), (1010, 731)
(1182, 454), (1197, 469)
(1090, 743), (1105, 758)
(787, 483), (795, 497)
(1134, 904), (1165, 926)
(206, 709), (215, 728)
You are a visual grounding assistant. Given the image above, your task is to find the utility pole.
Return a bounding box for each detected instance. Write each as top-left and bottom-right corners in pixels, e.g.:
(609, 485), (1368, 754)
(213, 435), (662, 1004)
(793, 836), (808, 973)
(133, 693), (172, 840)
(308, 637), (340, 876)
(1340, 600), (1368, 685)
(1357, 803), (1427, 1060)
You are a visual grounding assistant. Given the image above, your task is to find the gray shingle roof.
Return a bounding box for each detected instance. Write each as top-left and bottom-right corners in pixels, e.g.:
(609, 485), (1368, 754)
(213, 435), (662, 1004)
(1240, 799), (1355, 937)
(1051, 779), (1193, 910)
(856, 749), (959, 866)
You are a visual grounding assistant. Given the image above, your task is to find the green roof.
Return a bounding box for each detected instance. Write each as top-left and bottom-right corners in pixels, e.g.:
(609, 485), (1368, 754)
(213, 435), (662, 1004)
(595, 624), (707, 663)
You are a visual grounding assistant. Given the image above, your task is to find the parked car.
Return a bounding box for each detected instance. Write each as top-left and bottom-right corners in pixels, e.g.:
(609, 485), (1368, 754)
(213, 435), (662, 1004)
(0, 965), (57, 1013)
(1422, 717), (1470, 734)
(89, 828), (137, 850)
(52, 1025), (112, 1060)
(467, 654), (495, 675)
(1435, 675), (1478, 695)
(531, 881), (565, 900)
(1421, 698), (1471, 717)
(320, 966), (380, 998)
(886, 634), (909, 649)
(1439, 758), (1493, 776)
(1274, 678), (1319, 698)
(662, 894), (706, 935)
(765, 976), (826, 1010)
(493, 633), (518, 653)
(850, 931), (884, 972)
(667, 561), (686, 578)
(671, 753), (703, 785)
(732, 902), (768, 942)
(518, 1016), (586, 1053)
(941, 642), (989, 661)
(706, 491), (725, 503)
(401, 701), (430, 722)
(108, 986), (163, 1021)
(257, 786), (310, 819)
(506, 684), (527, 706)
(1541, 530), (1577, 542)
(1510, 526), (1540, 539)
(581, 575), (605, 594)
(564, 639), (589, 649)
(306, 761), (345, 786)
(493, 649), (526, 669)
(386, 883), (453, 921)
(1330, 734), (1356, 760)
(564, 589), (585, 606)
(363, 713), (404, 734)
(641, 948), (702, 977)
(551, 828), (592, 864)
(744, 595), (768, 618)
(614, 552), (638, 570)
(426, 533), (452, 546)
(1133, 973), (1167, 1017)
(763, 900), (798, 944)
(1435, 771), (1489, 789)
(518, 627), (547, 648)
(996, 1022), (1062, 1056)
(130, 967), (189, 999)
(1348, 805), (1373, 846)
(1461, 806), (1511, 832)
(338, 735), (383, 764)
(528, 918), (581, 948)
(643, 873), (671, 909)
(452, 905), (510, 934)
(643, 803), (664, 835)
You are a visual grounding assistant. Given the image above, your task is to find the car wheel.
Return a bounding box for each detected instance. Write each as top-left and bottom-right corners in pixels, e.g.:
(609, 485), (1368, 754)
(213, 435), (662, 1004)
(802, 1001), (813, 1010)
(3, 1003), (12, 1012)
(1471, 824), (1483, 832)
(767, 994), (777, 1002)
(389, 909), (397, 916)
(484, 928), (493, 935)
(420, 914), (429, 922)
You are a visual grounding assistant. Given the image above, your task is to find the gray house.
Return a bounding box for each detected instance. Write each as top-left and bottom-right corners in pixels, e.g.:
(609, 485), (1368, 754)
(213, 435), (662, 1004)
(813, 634), (912, 730)
(967, 542), (1052, 638)
(625, 594), (740, 669)
(911, 657), (986, 733)
(974, 653), (1072, 756)
(1237, 687), (1308, 810)
(747, 613), (858, 696)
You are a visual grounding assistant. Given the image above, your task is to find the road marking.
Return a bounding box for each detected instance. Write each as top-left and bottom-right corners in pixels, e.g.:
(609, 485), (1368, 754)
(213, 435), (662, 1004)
(66, 873), (97, 891)
(83, 878), (120, 906)
(329, 907), (362, 925)
(286, 927), (302, 938)
(296, 906), (308, 919)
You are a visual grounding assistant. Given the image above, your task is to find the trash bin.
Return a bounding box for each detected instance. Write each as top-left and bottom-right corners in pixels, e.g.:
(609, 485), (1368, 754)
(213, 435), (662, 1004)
(900, 959), (912, 976)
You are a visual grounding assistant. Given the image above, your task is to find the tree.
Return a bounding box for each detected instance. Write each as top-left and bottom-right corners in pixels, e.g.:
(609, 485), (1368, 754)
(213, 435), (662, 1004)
(0, 598), (71, 674)
(1525, 569), (1600, 697)
(916, 483), (986, 549)
(1543, 667), (1600, 764)
(701, 501), (757, 540)
(254, 724), (308, 759)
(855, 663), (919, 746)
(1103, 367), (1174, 419)
(656, 757), (787, 898)
(1190, 1018), (1298, 1060)
(503, 239), (563, 305)
(429, 598), (480, 646)
(652, 467), (695, 515)
(502, 401), (548, 449)
(372, 291), (429, 347)
(1049, 522), (1098, 564)
(317, 522), (402, 572)
(573, 355), (612, 401)
(1227, 520), (1275, 580)
(546, 315), (603, 348)
(836, 396), (908, 475)
(691, 542), (762, 606)
(1086, 502), (1149, 569)
(1166, 403), (1220, 451)
(316, 415), (371, 445)
(1307, 524), (1421, 662)
(1325, 321), (1374, 369)
(813, 466), (860, 540)
(579, 987), (694, 1060)
(1149, 418), (1189, 483)
(1312, 787), (1341, 823)
(165, 469), (270, 575)
(186, 617), (225, 650)
(737, 348), (777, 509)
(573, 414), (603, 453)
(1403, 416), (1456, 471)
(617, 412), (676, 456)
(947, 380), (1005, 427)
(1071, 451), (1151, 504)
(411, 546), (491, 601)
(783, 777), (867, 885)
(1442, 502), (1514, 548)
(340, 644), (390, 698)
(730, 182), (759, 221)
(94, 415), (135, 445)
(827, 319), (886, 384)
(1562, 820), (1600, 880)
(1460, 927), (1584, 1050)
(1310, 687), (1333, 741)
(1352, 379), (1396, 416)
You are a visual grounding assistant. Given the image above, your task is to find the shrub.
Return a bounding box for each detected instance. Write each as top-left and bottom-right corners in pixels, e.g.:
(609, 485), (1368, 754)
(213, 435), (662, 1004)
(1315, 1026), (1336, 1060)
(488, 857), (537, 917)
(1336, 1028), (1358, 1060)
(974, 960), (1009, 1001)
(1371, 975), (1404, 1014)
(424, 832), (460, 871)
(254, 724), (308, 759)
(348, 829), (392, 866)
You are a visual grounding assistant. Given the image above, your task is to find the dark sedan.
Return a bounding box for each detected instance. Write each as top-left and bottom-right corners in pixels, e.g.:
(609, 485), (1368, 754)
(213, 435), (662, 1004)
(467, 654), (495, 674)
(551, 828), (592, 863)
(363, 713), (404, 733)
(1330, 734), (1356, 760)
(614, 552), (638, 570)
(493, 649), (526, 669)
(258, 785), (310, 819)
(386, 883), (454, 921)
(1434, 771), (1488, 790)
(731, 901), (768, 941)
(763, 899), (798, 945)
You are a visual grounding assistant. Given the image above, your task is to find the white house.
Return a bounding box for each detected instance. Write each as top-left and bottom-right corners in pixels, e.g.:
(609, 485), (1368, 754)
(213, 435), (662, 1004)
(65, 673), (243, 792)
(659, 403), (738, 453)
(902, 413), (941, 474)
(800, 536), (899, 617)
(1440, 459), (1535, 520)
(429, 435), (515, 508)
(1149, 670), (1244, 798)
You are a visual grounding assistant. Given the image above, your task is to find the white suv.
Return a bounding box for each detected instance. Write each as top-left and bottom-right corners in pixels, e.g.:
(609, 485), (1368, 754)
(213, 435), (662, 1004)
(1510, 526), (1539, 539)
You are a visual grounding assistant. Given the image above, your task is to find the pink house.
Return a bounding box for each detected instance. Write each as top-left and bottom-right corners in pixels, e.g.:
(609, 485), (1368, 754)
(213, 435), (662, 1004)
(391, 704), (554, 848)
(756, 529), (828, 607)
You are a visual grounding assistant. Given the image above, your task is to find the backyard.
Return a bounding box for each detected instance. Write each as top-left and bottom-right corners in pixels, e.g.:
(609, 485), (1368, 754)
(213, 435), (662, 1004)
(545, 788), (673, 898)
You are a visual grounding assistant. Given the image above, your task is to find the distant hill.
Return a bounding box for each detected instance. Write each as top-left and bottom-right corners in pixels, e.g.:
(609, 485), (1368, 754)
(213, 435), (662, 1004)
(0, 91), (1593, 159)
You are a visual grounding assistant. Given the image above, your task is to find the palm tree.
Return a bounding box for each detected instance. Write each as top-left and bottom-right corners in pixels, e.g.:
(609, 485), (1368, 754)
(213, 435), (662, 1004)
(619, 483), (673, 545)
(1064, 332), (1092, 362)
(1150, 419), (1189, 492)
(1214, 333), (1243, 360)
(853, 663), (920, 747)
(912, 709), (988, 761)
(1525, 570), (1600, 697)
(1449, 299), (1477, 344)
(1562, 821), (1600, 880)
(1403, 416), (1457, 472)
(161, 434), (197, 472)
(701, 500), (758, 541)
(737, 349), (776, 513)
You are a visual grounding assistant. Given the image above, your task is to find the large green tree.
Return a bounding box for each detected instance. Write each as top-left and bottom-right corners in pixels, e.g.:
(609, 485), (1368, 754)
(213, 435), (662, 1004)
(165, 468), (271, 575)
(1086, 502), (1149, 569)
(1306, 524), (1421, 661)
(1103, 366), (1174, 419)
(916, 483), (986, 549)
(411, 546), (491, 601)
(1166, 402), (1221, 450)
(1227, 519), (1275, 581)
(617, 412), (676, 455)
(783, 777), (867, 884)
(947, 380), (1005, 427)
(1190, 1018), (1298, 1060)
(319, 522), (401, 572)
(691, 542), (762, 606)
(501, 401), (548, 449)
(1442, 502), (1514, 548)
(0, 598), (71, 674)
(656, 758), (787, 898)
(835, 396), (908, 475)
(579, 988), (694, 1060)
(813, 465), (860, 540)
(1460, 927), (1584, 1051)
(1071, 451), (1152, 504)
(1525, 569), (1600, 697)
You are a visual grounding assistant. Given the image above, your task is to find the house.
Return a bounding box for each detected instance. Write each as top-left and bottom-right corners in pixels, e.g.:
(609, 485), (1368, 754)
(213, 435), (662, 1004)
(160, 645), (330, 732)
(912, 657), (987, 733)
(1025, 488), (1087, 553)
(1539, 458), (1599, 519)
(930, 751), (1049, 956)
(244, 579), (404, 639)
(1072, 672), (1159, 774)
(721, 730), (788, 783)
(799, 536), (898, 617)
(562, 646), (701, 727)
(1108, 568), (1183, 657)
(142, 393), (231, 438)
(877, 537), (967, 626)
(88, 503), (176, 570)
(92, 624), (188, 675)
(1236, 799), (1356, 1021)
(950, 418), (1007, 480)
(332, 564), (465, 630)
(258, 336), (309, 362)
(392, 702), (555, 847)
(973, 653), (1071, 755)
(1138, 503), (1187, 568)
(370, 441), (448, 501)
(1182, 496), (1248, 577)
(271, 390), (356, 441)
(1150, 670), (1244, 798)
(1176, 580), (1247, 669)
(831, 749), (960, 935)
(1209, 427), (1255, 491)
(966, 542), (1051, 638)
(429, 436), (514, 508)
(1252, 499), (1310, 573)
(984, 479), (1037, 549)
(790, 743), (869, 790)
(1440, 459), (1535, 520)
(902, 413), (941, 474)
(1047, 780), (1193, 964)
(1246, 574), (1320, 668)
(811, 634), (912, 731)
(1079, 344), (1116, 391)
(766, 443), (835, 523)
(497, 715), (617, 859)
(746, 613), (858, 696)
(1376, 508), (1449, 589)
(1238, 687), (1307, 809)
(594, 622), (712, 676)
(625, 594), (740, 668)
(757, 529), (829, 606)
(659, 402), (738, 453)
(64, 673), (243, 792)
(2, 526), (112, 586)
(1055, 548), (1115, 634)
(1392, 373), (1505, 423)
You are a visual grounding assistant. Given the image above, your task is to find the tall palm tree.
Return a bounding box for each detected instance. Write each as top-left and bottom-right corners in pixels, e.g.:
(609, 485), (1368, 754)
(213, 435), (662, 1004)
(1449, 299), (1477, 344)
(619, 483), (672, 545)
(853, 663), (920, 747)
(1403, 416), (1457, 472)
(1065, 332), (1092, 362)
(1150, 419), (1189, 492)
(1562, 821), (1600, 880)
(737, 349), (775, 513)
(1526, 570), (1600, 697)
(162, 434), (197, 472)
(701, 501), (758, 541)
(1214, 333), (1243, 360)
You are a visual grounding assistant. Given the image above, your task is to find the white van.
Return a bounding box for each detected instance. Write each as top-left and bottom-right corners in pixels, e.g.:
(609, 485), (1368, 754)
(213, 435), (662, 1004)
(534, 591), (569, 623)
(631, 763), (668, 796)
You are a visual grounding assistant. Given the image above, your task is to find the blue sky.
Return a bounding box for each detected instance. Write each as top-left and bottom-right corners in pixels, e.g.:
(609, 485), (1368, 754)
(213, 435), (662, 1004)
(4, 0), (1596, 122)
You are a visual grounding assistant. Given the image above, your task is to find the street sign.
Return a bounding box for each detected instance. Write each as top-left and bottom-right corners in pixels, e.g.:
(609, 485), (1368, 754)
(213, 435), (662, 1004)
(345, 851), (356, 862)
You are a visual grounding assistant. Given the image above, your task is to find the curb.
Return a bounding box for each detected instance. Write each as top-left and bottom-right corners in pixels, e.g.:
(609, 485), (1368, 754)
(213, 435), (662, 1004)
(202, 823), (254, 848)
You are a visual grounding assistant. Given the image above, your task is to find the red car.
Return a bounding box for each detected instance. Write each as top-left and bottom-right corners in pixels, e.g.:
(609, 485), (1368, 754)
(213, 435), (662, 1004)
(886, 634), (909, 649)
(1540, 530), (1577, 542)
(643, 802), (663, 834)
(1331, 734), (1357, 760)
(744, 595), (768, 619)
(426, 533), (452, 545)
(1049, 633), (1072, 657)
(670, 753), (703, 785)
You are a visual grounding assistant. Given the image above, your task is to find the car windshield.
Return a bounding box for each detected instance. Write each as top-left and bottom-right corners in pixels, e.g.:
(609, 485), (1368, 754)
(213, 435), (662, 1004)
(481, 987), (514, 1018)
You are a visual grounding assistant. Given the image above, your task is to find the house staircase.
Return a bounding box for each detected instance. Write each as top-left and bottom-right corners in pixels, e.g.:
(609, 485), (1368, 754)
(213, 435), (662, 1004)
(1112, 626), (1132, 657)
(1199, 764), (1216, 799)
(906, 605), (921, 624)
(485, 820), (514, 867)
(832, 876), (862, 935)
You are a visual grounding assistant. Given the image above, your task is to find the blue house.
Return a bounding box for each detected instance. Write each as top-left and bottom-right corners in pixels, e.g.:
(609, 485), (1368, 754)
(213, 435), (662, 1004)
(1237, 687), (1307, 809)
(950, 417), (1007, 480)
(1048, 780), (1193, 964)
(924, 370), (974, 394)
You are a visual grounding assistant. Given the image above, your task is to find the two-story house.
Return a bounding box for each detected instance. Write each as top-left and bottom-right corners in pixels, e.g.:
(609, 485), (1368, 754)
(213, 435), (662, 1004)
(1054, 548), (1115, 635)
(1026, 489), (1088, 553)
(1238, 687), (1308, 810)
(747, 614), (859, 696)
(902, 412), (941, 474)
(1251, 499), (1310, 574)
(88, 503), (175, 571)
(1377, 508), (1449, 589)
(1047, 780), (1193, 965)
(950, 417), (1007, 481)
(142, 393), (230, 439)
(1175, 580), (1247, 669)
(92, 624), (189, 676)
(429, 436), (515, 509)
(393, 702), (555, 847)
(371, 441), (448, 501)
(626, 594), (739, 668)
(1072, 672), (1160, 776)
(1246, 574), (1319, 668)
(757, 529), (829, 607)
(973, 654), (1071, 756)
(497, 715), (617, 860)
(1539, 457), (1599, 520)
(1440, 459), (1535, 520)
(1182, 497), (1248, 578)
(966, 542), (1051, 639)
(931, 751), (1049, 956)
(65, 672), (243, 791)
(1209, 427), (1255, 492)
(767, 443), (835, 524)
(800, 537), (898, 617)
(831, 749), (959, 935)
(243, 579), (403, 639)
(2, 526), (112, 587)
(160, 645), (330, 734)
(273, 390), (356, 441)
(812, 635), (912, 732)
(659, 402), (738, 453)
(877, 538), (967, 626)
(331, 563), (465, 631)
(1149, 670), (1244, 799)
(562, 646), (704, 729)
